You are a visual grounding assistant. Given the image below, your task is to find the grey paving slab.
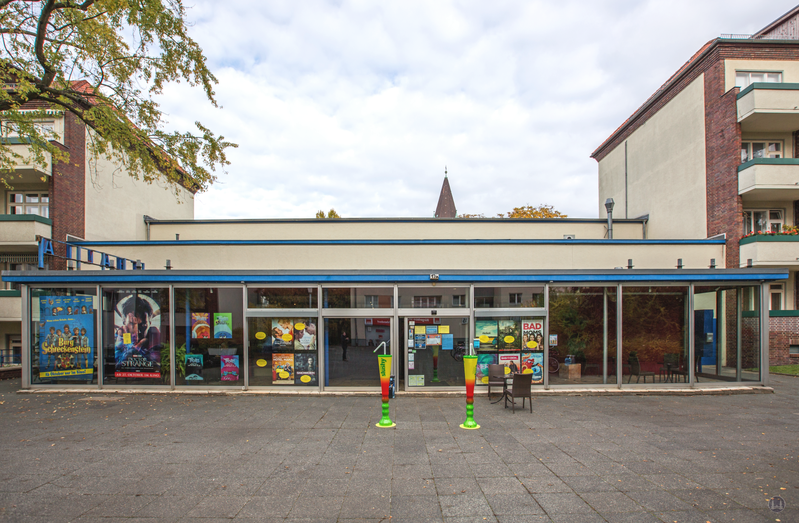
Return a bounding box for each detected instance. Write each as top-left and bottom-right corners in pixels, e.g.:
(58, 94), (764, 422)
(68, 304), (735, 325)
(0, 375), (797, 522)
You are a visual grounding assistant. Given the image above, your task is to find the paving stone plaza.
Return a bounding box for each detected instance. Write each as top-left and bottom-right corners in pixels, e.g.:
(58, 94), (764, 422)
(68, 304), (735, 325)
(0, 377), (797, 523)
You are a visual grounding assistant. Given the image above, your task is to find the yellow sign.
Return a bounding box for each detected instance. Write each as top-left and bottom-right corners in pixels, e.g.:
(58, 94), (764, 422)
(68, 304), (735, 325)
(504, 366), (511, 374)
(414, 326), (426, 334)
(481, 376), (489, 384)
(439, 325), (450, 334)
(527, 340), (538, 349)
(281, 333), (292, 342)
(278, 371), (289, 379)
(256, 359), (267, 367)
(295, 322), (305, 330)
(522, 368), (533, 374)
(300, 375), (311, 383)
(123, 333), (132, 345)
(479, 335), (490, 343)
(378, 355), (392, 379)
(255, 332), (266, 340)
(504, 336), (515, 343)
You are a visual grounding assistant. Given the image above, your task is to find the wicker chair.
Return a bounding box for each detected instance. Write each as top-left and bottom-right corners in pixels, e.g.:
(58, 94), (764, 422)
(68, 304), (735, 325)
(628, 355), (655, 383)
(505, 372), (533, 413)
(487, 364), (505, 398)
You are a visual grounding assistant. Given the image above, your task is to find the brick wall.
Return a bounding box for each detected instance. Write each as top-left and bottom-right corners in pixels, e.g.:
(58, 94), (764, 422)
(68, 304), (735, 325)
(741, 316), (760, 369)
(769, 316), (799, 366)
(48, 111), (86, 267)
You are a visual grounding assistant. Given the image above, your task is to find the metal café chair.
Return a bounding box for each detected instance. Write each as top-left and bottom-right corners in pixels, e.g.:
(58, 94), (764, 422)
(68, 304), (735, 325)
(505, 372), (533, 413)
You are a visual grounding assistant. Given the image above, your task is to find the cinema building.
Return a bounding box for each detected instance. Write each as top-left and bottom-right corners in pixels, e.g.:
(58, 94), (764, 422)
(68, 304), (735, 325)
(4, 215), (784, 393)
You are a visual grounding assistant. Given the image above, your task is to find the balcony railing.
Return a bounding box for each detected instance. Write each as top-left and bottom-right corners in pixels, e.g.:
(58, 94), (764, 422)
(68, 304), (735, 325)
(739, 234), (799, 267)
(0, 214), (52, 244)
(737, 82), (799, 132)
(738, 158), (799, 200)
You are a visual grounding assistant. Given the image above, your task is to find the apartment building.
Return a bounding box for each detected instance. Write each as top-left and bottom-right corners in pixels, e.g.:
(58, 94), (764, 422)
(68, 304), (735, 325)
(592, 6), (799, 365)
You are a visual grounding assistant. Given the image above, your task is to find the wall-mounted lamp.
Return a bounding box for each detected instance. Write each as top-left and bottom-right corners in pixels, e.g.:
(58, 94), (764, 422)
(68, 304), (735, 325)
(165, 259), (172, 270)
(605, 198), (615, 240)
(676, 259), (683, 269)
(627, 258), (633, 269)
(709, 259), (716, 269)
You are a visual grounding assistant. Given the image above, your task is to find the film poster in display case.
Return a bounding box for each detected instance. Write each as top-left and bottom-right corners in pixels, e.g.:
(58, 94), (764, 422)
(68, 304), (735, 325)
(271, 319), (294, 351)
(293, 321), (316, 351)
(294, 353), (317, 385)
(475, 320), (497, 350)
(38, 295), (94, 379)
(112, 290), (164, 379)
(185, 354), (203, 381)
(221, 355), (239, 381)
(498, 319), (519, 351)
(522, 319), (544, 350)
(476, 353), (497, 385)
(273, 353), (294, 384)
(521, 352), (544, 384)
(498, 353), (520, 374)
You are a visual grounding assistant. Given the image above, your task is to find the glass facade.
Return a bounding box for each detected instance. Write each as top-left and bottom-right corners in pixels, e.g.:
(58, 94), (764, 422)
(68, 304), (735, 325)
(19, 281), (771, 391)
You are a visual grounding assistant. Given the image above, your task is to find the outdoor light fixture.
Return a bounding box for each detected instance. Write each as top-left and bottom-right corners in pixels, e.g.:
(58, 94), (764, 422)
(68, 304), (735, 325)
(605, 198), (615, 239)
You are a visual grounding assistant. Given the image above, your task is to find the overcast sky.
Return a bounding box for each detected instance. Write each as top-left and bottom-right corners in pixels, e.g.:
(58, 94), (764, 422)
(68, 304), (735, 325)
(156, 1), (798, 220)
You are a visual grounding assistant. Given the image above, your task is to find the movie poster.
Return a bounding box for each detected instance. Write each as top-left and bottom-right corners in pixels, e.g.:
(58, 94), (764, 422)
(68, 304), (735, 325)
(498, 319), (520, 351)
(294, 353), (317, 385)
(221, 355), (239, 381)
(112, 290), (163, 379)
(476, 353), (497, 384)
(475, 320), (497, 350)
(271, 318), (294, 351)
(185, 354), (203, 381)
(293, 321), (316, 351)
(521, 352), (544, 384)
(273, 353), (294, 384)
(38, 296), (94, 379)
(522, 319), (544, 350)
(498, 353), (520, 374)
(191, 313), (210, 339)
(214, 313), (233, 339)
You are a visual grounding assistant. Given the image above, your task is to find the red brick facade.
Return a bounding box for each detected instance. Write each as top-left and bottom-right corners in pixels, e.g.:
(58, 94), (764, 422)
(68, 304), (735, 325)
(769, 316), (799, 365)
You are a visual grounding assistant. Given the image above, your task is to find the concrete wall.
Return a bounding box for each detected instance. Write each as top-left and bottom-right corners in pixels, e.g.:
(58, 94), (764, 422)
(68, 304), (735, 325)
(83, 241), (725, 272)
(148, 219), (646, 242)
(84, 137), (195, 241)
(598, 75), (708, 239)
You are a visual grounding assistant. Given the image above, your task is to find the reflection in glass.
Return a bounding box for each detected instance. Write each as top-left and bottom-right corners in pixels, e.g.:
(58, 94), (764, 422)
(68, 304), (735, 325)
(325, 317), (390, 387)
(397, 287), (469, 308)
(175, 288), (243, 386)
(323, 288), (393, 308)
(247, 287), (317, 309)
(247, 317), (318, 387)
(549, 287), (617, 385)
(474, 287), (544, 308)
(405, 317), (469, 388)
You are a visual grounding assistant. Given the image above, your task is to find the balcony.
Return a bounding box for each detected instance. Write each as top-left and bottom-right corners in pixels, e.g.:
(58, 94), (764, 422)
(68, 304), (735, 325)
(738, 158), (799, 201)
(0, 215), (52, 248)
(2, 140), (52, 177)
(737, 83), (799, 132)
(739, 234), (799, 267)
(0, 289), (21, 321)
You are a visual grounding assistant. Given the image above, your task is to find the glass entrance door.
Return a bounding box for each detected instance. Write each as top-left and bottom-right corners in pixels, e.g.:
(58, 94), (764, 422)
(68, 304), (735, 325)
(324, 317), (392, 388)
(404, 317), (469, 389)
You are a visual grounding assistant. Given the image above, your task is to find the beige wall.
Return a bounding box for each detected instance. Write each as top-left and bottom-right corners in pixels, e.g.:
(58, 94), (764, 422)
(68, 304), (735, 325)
(149, 219), (645, 242)
(86, 241), (725, 272)
(597, 75), (708, 239)
(725, 59), (799, 91)
(84, 138), (194, 241)
(739, 240), (799, 268)
(0, 296), (21, 322)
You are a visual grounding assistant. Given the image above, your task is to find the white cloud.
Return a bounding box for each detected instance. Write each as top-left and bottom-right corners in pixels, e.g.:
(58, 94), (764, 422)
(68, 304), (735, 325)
(154, 0), (798, 220)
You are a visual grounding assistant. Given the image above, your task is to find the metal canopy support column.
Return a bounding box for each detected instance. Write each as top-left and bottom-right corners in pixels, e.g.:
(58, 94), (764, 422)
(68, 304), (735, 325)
(761, 282), (769, 386)
(21, 284), (30, 389)
(603, 287), (608, 385)
(689, 284), (695, 388)
(616, 284), (622, 389)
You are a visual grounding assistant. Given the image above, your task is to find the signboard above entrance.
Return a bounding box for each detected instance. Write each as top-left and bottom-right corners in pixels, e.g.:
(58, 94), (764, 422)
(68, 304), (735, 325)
(37, 236), (145, 271)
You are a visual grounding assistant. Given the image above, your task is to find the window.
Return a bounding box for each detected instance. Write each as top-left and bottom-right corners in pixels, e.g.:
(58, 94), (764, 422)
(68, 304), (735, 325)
(741, 141), (782, 163)
(8, 192), (49, 217)
(790, 345), (799, 356)
(452, 294), (466, 307)
(509, 293), (522, 305)
(1, 120), (56, 139)
(770, 284), (784, 311)
(412, 295), (441, 308)
(743, 209), (783, 234)
(735, 71), (782, 88)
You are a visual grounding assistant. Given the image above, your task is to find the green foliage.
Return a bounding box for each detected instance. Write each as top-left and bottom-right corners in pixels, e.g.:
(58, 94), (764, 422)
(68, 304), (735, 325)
(0, 0), (236, 193)
(315, 209), (340, 218)
(160, 342), (186, 380)
(499, 204), (567, 219)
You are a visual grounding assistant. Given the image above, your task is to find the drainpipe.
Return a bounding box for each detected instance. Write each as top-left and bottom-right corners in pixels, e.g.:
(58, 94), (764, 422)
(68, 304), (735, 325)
(143, 215), (155, 241)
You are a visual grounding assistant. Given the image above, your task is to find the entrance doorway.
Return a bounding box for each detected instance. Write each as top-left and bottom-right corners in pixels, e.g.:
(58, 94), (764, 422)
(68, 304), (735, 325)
(402, 316), (469, 389)
(325, 317), (392, 388)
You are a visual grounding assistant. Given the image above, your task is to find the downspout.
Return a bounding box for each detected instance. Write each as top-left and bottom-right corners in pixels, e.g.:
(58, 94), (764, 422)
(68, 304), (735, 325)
(143, 215), (154, 241)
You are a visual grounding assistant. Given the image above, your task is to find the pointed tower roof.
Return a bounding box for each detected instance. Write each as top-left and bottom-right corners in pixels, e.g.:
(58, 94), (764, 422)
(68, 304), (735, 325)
(435, 167), (457, 218)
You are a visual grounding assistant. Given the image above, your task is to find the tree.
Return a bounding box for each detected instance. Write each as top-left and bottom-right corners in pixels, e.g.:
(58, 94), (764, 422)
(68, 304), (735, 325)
(315, 209), (340, 219)
(0, 0), (236, 192)
(498, 204), (567, 219)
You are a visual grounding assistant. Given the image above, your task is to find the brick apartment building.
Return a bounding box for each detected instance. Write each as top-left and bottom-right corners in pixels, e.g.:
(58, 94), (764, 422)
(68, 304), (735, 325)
(592, 6), (799, 365)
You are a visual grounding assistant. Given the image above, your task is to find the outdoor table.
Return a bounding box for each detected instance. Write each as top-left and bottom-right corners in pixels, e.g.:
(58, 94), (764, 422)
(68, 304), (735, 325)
(489, 374), (513, 404)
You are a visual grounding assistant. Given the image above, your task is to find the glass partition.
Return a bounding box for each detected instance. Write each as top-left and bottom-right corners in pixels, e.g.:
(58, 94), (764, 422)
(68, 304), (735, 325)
(397, 286), (469, 308)
(474, 286), (545, 308)
(622, 286), (689, 384)
(473, 316), (545, 387)
(405, 317), (469, 388)
(247, 317), (318, 387)
(549, 287), (618, 385)
(30, 288), (97, 385)
(175, 287), (244, 387)
(324, 317), (390, 387)
(102, 288), (170, 386)
(323, 287), (393, 308)
(247, 287), (318, 309)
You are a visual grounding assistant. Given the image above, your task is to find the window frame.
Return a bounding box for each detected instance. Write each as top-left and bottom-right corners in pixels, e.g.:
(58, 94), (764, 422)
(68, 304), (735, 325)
(735, 71), (783, 88)
(8, 191), (50, 217)
(741, 140), (784, 163)
(743, 208), (784, 235)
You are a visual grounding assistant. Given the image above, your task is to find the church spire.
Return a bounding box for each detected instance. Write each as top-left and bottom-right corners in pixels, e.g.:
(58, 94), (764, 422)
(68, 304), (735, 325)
(435, 167), (457, 218)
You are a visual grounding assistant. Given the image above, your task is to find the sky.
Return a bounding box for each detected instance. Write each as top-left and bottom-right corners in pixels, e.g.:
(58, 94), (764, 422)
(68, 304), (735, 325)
(155, 0), (799, 220)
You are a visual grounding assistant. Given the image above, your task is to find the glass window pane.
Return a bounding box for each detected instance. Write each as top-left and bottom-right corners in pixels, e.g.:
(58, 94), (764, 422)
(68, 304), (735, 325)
(10, 205), (23, 214)
(9, 193), (23, 203)
(741, 144), (749, 163)
(40, 194), (49, 203)
(549, 287), (617, 385)
(750, 73), (764, 83)
(247, 317), (317, 387)
(752, 143), (765, 158)
(41, 206), (49, 218)
(398, 286), (469, 308)
(324, 287), (393, 308)
(473, 286), (544, 308)
(30, 289), (98, 385)
(769, 142), (780, 152)
(765, 73), (781, 82)
(25, 195), (38, 203)
(735, 73), (747, 87)
(26, 207), (39, 215)
(325, 317), (389, 387)
(248, 287), (318, 308)
(175, 287), (243, 386)
(102, 288), (170, 386)
(405, 317), (470, 388)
